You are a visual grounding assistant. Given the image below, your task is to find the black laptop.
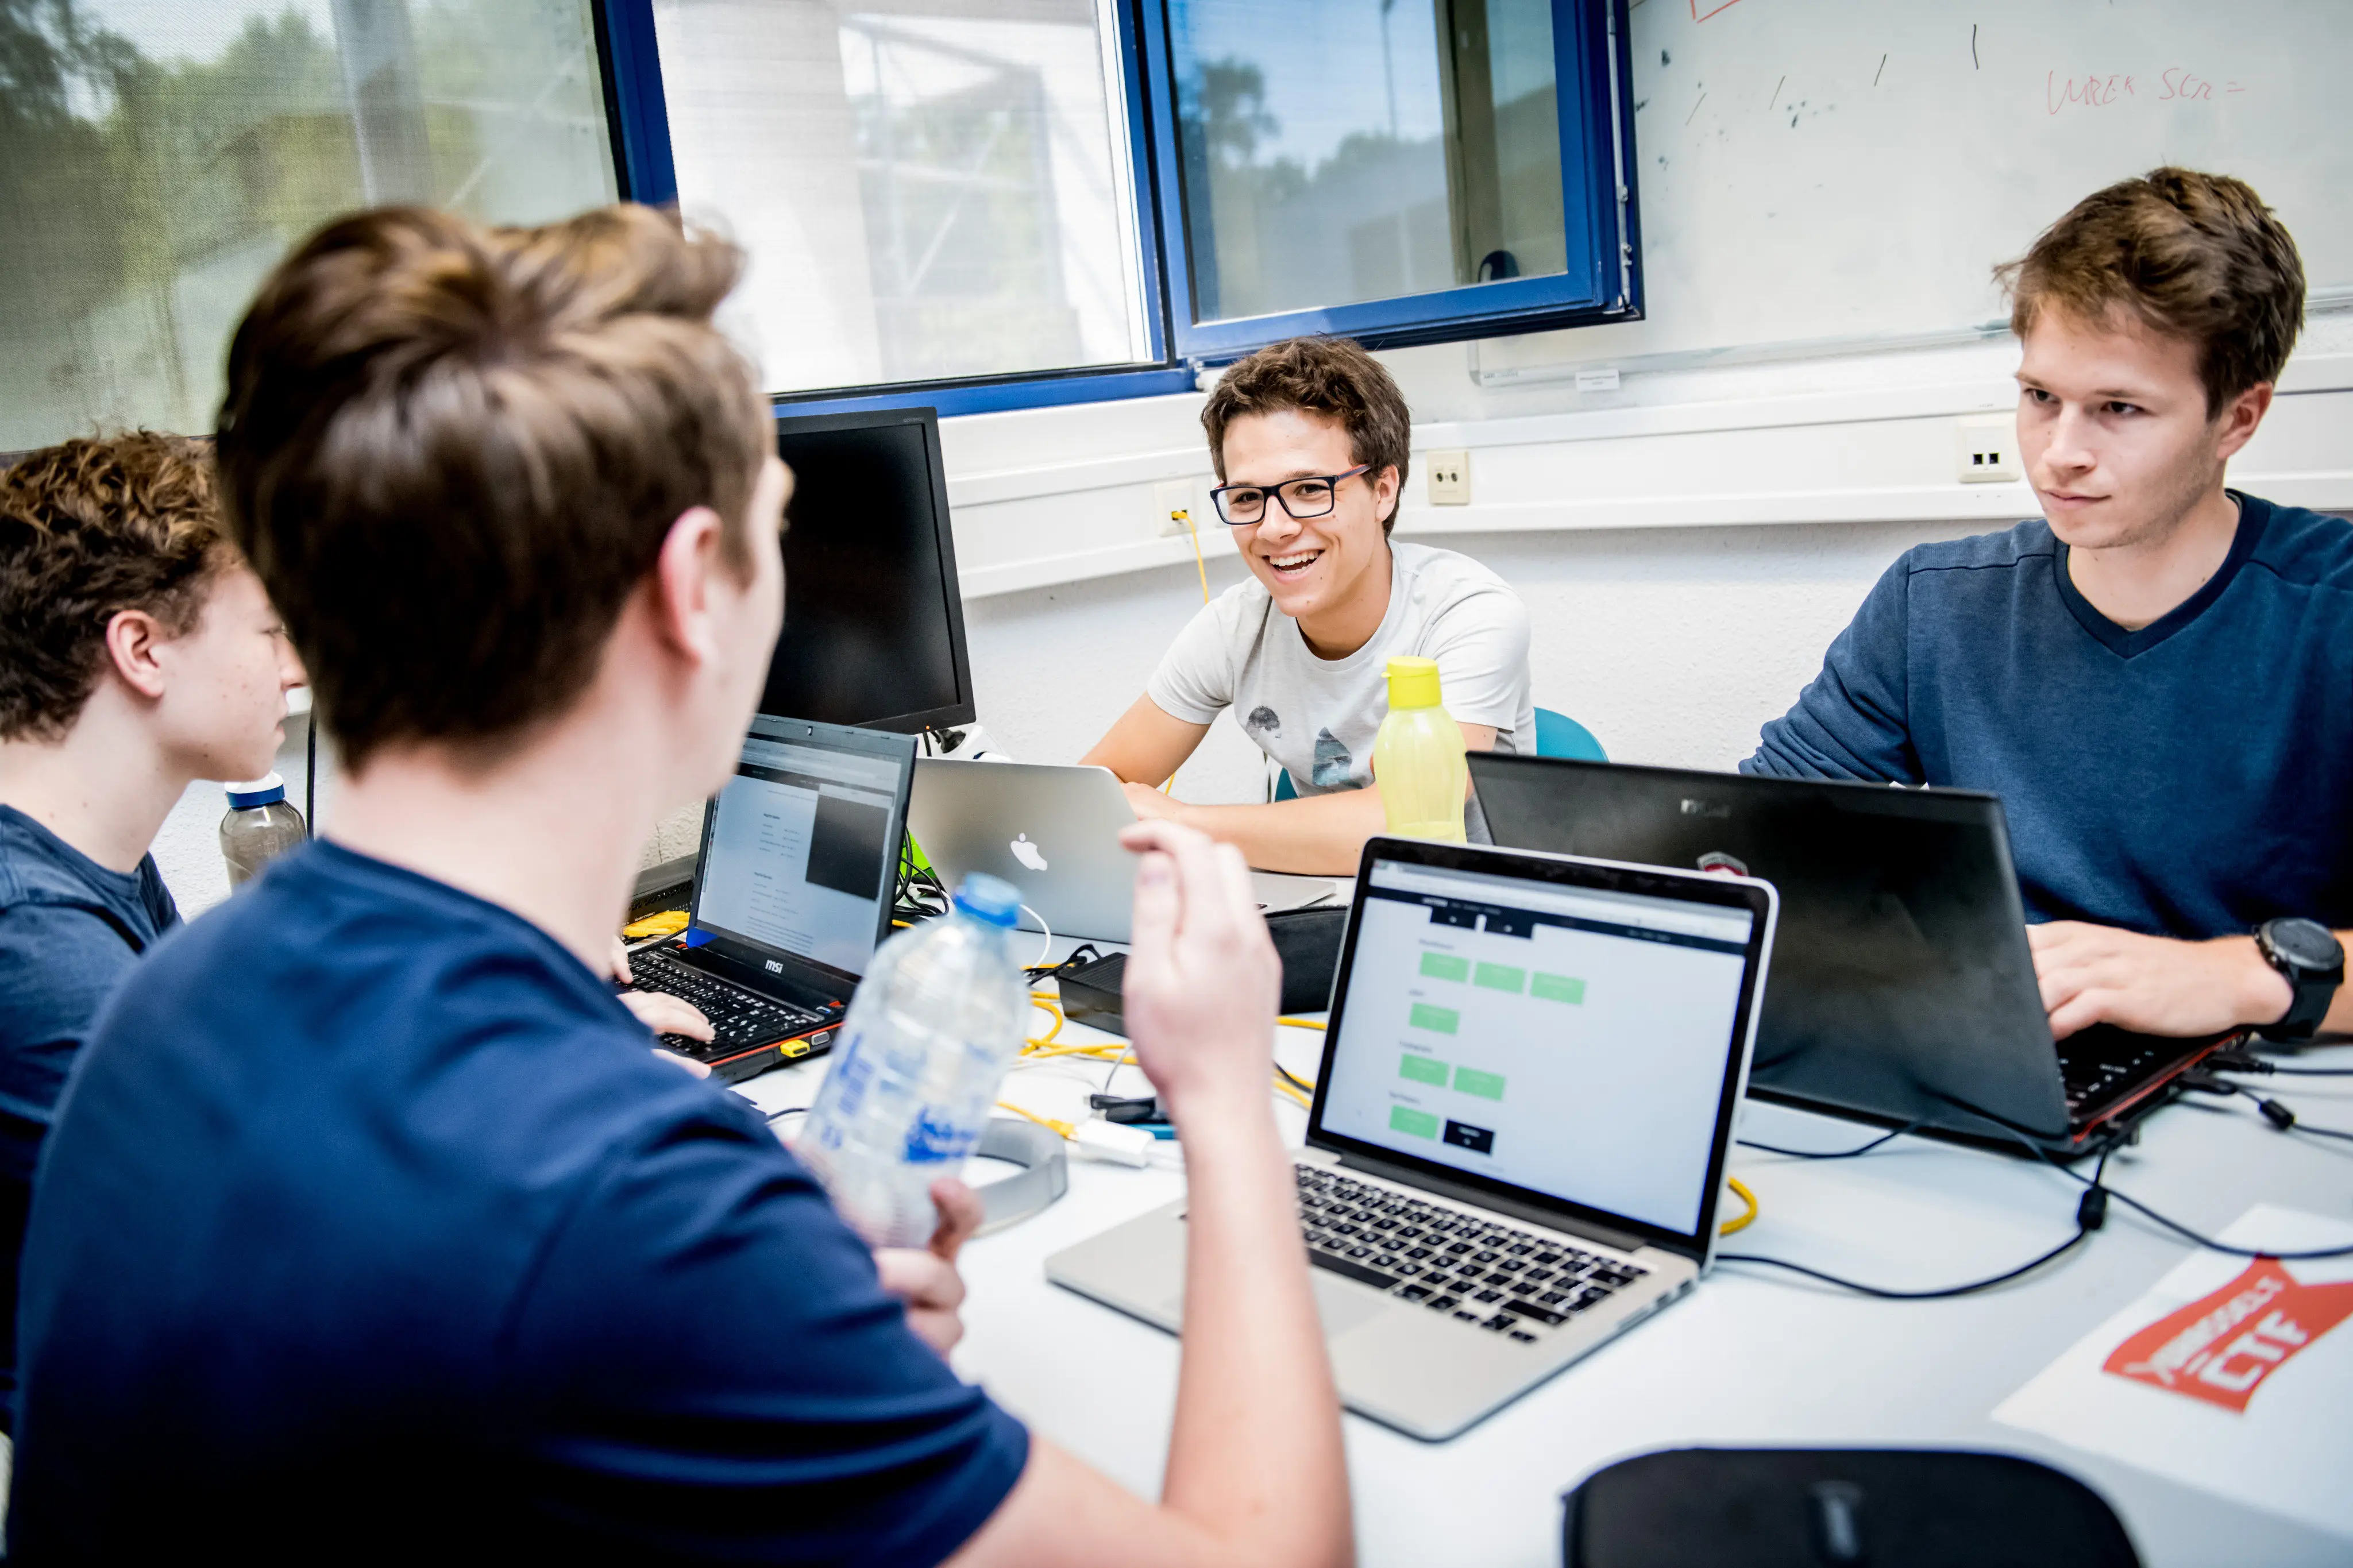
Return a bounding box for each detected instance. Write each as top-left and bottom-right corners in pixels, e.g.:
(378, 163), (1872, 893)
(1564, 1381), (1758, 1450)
(623, 715), (915, 1084)
(1466, 754), (2229, 1154)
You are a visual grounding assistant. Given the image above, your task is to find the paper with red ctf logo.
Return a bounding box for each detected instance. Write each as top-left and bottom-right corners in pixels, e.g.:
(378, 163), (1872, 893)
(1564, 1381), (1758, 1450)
(1995, 1206), (2353, 1542)
(2100, 1256), (2353, 1413)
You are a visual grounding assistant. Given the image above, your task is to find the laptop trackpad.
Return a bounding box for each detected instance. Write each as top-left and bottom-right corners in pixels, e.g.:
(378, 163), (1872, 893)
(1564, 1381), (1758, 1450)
(1310, 1275), (1390, 1338)
(1159, 1276), (1389, 1339)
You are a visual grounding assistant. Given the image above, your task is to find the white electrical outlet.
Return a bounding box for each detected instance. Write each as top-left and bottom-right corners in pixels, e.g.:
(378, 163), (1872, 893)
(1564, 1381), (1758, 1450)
(1154, 477), (1200, 536)
(1955, 416), (2022, 484)
(1426, 449), (1471, 505)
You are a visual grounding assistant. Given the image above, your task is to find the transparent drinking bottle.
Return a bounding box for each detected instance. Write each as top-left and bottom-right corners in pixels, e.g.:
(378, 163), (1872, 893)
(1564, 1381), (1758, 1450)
(1372, 655), (1468, 841)
(795, 872), (1031, 1248)
(219, 773), (307, 887)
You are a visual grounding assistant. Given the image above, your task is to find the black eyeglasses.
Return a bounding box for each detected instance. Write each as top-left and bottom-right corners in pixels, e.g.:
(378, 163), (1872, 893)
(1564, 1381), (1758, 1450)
(1208, 464), (1371, 526)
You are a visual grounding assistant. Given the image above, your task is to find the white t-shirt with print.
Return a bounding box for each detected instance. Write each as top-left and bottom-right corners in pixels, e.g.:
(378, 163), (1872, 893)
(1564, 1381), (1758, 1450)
(1145, 541), (1536, 795)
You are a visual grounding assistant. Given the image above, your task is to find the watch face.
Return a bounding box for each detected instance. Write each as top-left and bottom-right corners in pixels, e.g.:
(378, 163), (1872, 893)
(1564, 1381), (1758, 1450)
(2267, 918), (2343, 970)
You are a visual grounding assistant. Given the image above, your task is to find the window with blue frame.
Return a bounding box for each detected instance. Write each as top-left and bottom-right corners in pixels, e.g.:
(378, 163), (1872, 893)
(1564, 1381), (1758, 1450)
(611, 0), (1637, 411)
(0, 0), (1639, 447)
(641, 0), (1171, 405)
(1145, 0), (1637, 362)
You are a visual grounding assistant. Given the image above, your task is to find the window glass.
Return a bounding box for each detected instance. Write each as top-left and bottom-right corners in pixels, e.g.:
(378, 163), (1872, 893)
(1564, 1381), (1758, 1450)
(653, 0), (1155, 396)
(0, 0), (618, 454)
(1168, 0), (1565, 325)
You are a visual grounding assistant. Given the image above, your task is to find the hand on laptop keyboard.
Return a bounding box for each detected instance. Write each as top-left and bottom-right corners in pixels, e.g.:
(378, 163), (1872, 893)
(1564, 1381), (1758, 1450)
(611, 937), (715, 1057)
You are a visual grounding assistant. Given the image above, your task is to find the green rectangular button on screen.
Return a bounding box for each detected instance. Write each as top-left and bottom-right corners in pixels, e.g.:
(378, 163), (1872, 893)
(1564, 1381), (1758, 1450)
(1473, 962), (1526, 993)
(1532, 973), (1587, 1005)
(1399, 1054), (1450, 1085)
(1418, 952), (1470, 983)
(1390, 1105), (1440, 1139)
(1453, 1067), (1506, 1100)
(1409, 1002), (1460, 1034)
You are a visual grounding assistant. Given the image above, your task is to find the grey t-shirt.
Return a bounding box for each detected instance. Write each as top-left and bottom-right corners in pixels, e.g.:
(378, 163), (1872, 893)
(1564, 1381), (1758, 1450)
(1146, 541), (1535, 794)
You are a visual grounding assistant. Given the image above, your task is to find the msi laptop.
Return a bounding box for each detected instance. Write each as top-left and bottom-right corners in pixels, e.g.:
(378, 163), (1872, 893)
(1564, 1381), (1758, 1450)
(1466, 754), (2232, 1154)
(907, 759), (1337, 943)
(1047, 836), (1777, 1441)
(623, 716), (915, 1084)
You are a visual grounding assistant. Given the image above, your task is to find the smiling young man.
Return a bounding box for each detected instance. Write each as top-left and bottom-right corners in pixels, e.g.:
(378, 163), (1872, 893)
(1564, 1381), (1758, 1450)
(0, 432), (305, 1428)
(11, 207), (1349, 1568)
(1747, 168), (2353, 1044)
(1085, 337), (1534, 875)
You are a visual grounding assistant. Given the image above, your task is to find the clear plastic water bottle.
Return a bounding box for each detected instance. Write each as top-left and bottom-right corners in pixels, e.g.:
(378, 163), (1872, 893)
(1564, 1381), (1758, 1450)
(796, 872), (1030, 1248)
(219, 773), (307, 887)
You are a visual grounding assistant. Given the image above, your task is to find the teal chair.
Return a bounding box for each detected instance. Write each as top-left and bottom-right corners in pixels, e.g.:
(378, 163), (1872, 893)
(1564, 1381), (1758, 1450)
(1272, 706), (1604, 800)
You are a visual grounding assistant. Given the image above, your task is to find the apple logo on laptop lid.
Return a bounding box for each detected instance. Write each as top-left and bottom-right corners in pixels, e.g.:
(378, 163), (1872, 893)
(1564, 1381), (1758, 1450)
(1010, 834), (1048, 872)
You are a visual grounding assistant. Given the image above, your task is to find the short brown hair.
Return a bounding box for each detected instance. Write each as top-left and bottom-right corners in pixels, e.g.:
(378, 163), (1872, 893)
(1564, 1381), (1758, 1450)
(1201, 337), (1412, 535)
(1997, 168), (2305, 415)
(0, 432), (229, 742)
(216, 204), (771, 769)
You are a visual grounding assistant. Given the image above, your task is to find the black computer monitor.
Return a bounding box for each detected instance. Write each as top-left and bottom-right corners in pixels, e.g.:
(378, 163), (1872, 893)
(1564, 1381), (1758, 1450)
(762, 407), (975, 733)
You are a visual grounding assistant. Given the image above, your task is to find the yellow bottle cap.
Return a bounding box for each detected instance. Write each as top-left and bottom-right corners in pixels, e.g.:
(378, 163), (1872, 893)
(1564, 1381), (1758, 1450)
(1386, 656), (1444, 710)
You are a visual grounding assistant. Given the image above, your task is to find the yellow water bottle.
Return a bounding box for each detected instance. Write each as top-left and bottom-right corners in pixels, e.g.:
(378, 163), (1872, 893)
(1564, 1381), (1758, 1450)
(1373, 656), (1467, 841)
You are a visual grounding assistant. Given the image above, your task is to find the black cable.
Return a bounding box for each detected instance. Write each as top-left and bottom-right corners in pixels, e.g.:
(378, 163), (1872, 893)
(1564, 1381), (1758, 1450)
(1738, 1119), (1928, 1160)
(1275, 1064), (1314, 1096)
(2207, 1048), (2353, 1077)
(2292, 1120), (2353, 1144)
(766, 1105), (808, 1127)
(1932, 1087), (2353, 1262)
(1027, 943), (1106, 983)
(1721, 1224), (2094, 1300)
(1719, 1147), (2109, 1300)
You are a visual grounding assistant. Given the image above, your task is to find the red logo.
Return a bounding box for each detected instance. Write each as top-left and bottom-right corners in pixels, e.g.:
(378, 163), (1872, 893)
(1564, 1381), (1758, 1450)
(2103, 1258), (2353, 1413)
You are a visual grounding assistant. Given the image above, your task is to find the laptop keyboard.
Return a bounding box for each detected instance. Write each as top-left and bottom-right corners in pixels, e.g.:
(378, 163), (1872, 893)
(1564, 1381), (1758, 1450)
(2057, 1026), (2198, 1119)
(627, 948), (826, 1056)
(1295, 1166), (1645, 1343)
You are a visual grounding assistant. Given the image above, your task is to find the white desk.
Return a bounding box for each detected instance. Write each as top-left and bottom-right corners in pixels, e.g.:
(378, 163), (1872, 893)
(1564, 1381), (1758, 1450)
(735, 963), (2353, 1568)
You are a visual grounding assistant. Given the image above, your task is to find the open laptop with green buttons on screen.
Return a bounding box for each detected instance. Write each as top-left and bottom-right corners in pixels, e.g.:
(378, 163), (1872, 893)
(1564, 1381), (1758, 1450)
(1047, 835), (1777, 1441)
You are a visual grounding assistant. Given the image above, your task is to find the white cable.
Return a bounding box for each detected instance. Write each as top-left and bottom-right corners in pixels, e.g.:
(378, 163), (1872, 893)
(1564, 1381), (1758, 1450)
(1019, 903), (1054, 970)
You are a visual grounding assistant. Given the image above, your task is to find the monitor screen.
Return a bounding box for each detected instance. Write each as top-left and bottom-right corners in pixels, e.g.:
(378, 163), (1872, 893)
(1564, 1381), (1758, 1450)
(1317, 856), (1757, 1237)
(692, 721), (909, 980)
(763, 408), (974, 733)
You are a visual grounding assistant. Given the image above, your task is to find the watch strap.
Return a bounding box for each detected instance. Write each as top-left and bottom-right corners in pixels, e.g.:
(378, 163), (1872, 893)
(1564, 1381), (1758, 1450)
(2256, 920), (2344, 1042)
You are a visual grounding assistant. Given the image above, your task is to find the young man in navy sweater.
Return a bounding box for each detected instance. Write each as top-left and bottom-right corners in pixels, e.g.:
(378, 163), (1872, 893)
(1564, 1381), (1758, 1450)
(0, 434), (307, 1431)
(1748, 168), (2351, 1044)
(13, 207), (1350, 1566)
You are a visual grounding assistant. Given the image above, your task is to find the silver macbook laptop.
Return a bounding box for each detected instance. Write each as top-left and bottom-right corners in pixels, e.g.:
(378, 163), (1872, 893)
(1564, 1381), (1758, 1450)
(907, 758), (1336, 942)
(1047, 835), (1778, 1440)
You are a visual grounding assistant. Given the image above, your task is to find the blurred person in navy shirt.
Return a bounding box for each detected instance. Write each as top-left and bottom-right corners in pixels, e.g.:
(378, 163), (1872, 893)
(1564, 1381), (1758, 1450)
(12, 205), (1352, 1568)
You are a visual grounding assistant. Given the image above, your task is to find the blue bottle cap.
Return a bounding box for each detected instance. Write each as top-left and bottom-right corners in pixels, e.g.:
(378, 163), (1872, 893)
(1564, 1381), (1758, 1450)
(951, 872), (1021, 928)
(225, 773), (287, 810)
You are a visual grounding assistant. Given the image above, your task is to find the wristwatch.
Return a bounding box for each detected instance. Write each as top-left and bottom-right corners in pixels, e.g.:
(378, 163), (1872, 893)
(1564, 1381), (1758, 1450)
(2253, 918), (2344, 1041)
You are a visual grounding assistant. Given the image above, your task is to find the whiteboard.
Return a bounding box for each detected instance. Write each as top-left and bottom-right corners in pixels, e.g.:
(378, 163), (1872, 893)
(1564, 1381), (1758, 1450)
(1480, 0), (2353, 374)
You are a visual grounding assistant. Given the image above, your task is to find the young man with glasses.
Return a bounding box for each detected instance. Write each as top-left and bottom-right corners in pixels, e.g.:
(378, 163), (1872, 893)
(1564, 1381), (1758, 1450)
(1085, 337), (1534, 876)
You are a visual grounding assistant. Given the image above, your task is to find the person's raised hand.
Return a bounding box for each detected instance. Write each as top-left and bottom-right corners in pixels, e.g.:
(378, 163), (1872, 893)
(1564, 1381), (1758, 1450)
(1116, 818), (1280, 1124)
(874, 1176), (984, 1355)
(2028, 921), (2290, 1040)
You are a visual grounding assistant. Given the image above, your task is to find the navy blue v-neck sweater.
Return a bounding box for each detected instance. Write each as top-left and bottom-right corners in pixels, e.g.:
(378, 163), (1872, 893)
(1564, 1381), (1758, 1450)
(1745, 493), (2353, 937)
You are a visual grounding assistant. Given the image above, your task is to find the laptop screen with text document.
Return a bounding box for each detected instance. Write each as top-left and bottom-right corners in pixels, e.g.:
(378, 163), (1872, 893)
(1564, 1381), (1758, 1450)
(692, 725), (907, 983)
(1316, 853), (1762, 1245)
